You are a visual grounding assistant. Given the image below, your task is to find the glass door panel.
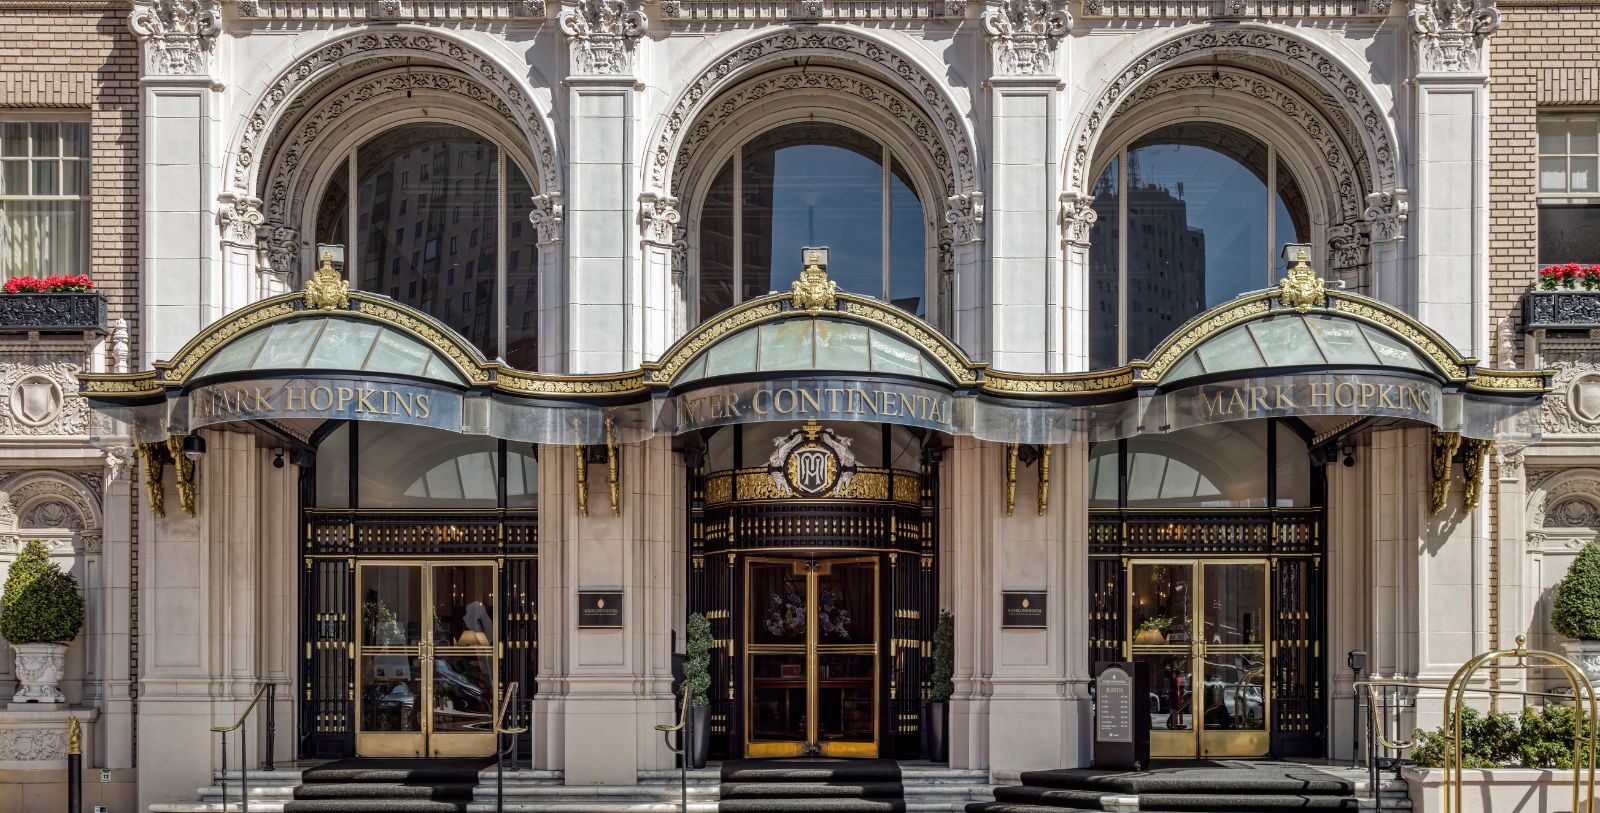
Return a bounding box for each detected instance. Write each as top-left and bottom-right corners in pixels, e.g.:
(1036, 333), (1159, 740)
(356, 562), (498, 758)
(815, 559), (876, 757)
(1198, 562), (1269, 757)
(746, 559), (809, 757)
(1128, 562), (1195, 758)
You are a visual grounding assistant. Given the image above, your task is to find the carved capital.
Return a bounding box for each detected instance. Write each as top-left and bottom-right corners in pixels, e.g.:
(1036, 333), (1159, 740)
(639, 192), (681, 247)
(128, 0), (221, 78)
(1409, 0), (1499, 73)
(528, 193), (565, 244)
(264, 224), (300, 280)
(981, 0), (1070, 76)
(559, 0), (646, 76)
(944, 192), (985, 246)
(1058, 192), (1096, 246)
(217, 191), (265, 247)
(1363, 189), (1409, 242)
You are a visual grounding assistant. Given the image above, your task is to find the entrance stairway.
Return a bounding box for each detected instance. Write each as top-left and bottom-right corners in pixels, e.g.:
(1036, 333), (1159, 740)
(967, 763), (1365, 813)
(719, 759), (907, 813)
(278, 758), (492, 813)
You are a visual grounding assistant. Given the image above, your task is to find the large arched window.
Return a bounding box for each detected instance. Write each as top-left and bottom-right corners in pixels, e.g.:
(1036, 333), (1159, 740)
(314, 123), (540, 369)
(696, 122), (929, 323)
(1087, 123), (1310, 368)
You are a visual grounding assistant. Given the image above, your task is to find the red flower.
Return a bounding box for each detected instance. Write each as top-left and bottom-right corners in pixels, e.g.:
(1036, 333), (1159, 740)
(3, 274), (95, 294)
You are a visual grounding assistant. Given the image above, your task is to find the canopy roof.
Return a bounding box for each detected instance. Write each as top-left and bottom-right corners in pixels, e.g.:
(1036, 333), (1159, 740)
(79, 257), (1548, 445)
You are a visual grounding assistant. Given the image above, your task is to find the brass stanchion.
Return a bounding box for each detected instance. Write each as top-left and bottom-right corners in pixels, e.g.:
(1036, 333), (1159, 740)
(67, 716), (82, 813)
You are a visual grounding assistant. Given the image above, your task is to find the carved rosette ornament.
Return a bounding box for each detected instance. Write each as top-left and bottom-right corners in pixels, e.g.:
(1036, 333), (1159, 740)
(639, 193), (681, 247)
(128, 0), (221, 77)
(1409, 0), (1500, 73)
(981, 0), (1071, 76)
(217, 192), (265, 247)
(1364, 190), (1409, 242)
(944, 193), (985, 246)
(559, 0), (646, 76)
(1059, 192), (1096, 246)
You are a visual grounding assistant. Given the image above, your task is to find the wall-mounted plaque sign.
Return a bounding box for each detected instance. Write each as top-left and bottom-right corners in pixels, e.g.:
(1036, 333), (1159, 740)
(1001, 592), (1047, 628)
(578, 591), (624, 629)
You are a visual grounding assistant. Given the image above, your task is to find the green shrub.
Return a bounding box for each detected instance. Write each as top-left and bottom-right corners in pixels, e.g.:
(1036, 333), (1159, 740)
(684, 612), (712, 708)
(1410, 705), (1594, 769)
(0, 540), (84, 644)
(929, 610), (954, 703)
(1552, 541), (1600, 640)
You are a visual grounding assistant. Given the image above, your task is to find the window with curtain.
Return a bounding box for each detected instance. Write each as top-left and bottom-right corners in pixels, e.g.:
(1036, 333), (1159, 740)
(1538, 114), (1600, 265)
(1088, 123), (1310, 368)
(315, 123), (541, 369)
(696, 122), (929, 324)
(0, 120), (89, 280)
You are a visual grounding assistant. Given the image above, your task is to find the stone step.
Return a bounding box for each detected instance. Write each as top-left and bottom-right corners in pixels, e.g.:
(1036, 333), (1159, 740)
(466, 803), (720, 813)
(152, 804), (290, 813)
(477, 785), (720, 801)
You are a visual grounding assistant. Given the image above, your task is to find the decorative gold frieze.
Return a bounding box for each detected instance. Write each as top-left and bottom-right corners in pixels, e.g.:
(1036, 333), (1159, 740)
(984, 370), (1133, 395)
(1430, 430), (1461, 515)
(1331, 297), (1468, 380)
(160, 301), (297, 384)
(1468, 369), (1551, 394)
(648, 300), (784, 383)
(1137, 298), (1272, 383)
(303, 252), (350, 311)
(496, 370), (647, 396)
(355, 299), (489, 384)
(707, 467), (920, 506)
(841, 299), (977, 385)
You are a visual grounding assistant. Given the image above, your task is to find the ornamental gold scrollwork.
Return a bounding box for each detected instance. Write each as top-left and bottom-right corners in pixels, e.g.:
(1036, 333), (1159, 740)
(791, 254), (840, 311)
(650, 301), (784, 383)
(605, 416), (620, 517)
(985, 370), (1133, 395)
(82, 375), (164, 396)
(303, 252), (350, 311)
(1038, 444), (1051, 517)
(841, 300), (976, 385)
(497, 371), (647, 396)
(1431, 430), (1461, 515)
(137, 441), (165, 517)
(1278, 249), (1326, 313)
(160, 301), (296, 383)
(167, 435), (198, 517)
(1005, 443), (1019, 517)
(1461, 438), (1492, 512)
(575, 445), (589, 518)
(356, 299), (490, 384)
(1331, 297), (1468, 380)
(1470, 370), (1552, 394)
(1137, 299), (1271, 382)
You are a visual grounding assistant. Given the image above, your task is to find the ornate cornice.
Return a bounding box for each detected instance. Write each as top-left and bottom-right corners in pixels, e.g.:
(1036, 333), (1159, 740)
(232, 0), (546, 19)
(657, 0), (965, 19)
(1082, 0), (1392, 14)
(128, 0), (220, 78)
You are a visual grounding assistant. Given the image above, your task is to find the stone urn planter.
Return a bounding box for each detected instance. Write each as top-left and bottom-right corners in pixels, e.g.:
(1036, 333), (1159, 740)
(1523, 289), (1600, 331)
(9, 643), (67, 705)
(1561, 639), (1600, 686)
(0, 291), (107, 334)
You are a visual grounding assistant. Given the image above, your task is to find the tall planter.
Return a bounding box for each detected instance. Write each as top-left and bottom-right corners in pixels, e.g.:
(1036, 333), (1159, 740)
(1523, 290), (1600, 331)
(2, 540), (84, 708)
(11, 642), (67, 704)
(0, 292), (107, 334)
(684, 613), (713, 769)
(926, 609), (954, 762)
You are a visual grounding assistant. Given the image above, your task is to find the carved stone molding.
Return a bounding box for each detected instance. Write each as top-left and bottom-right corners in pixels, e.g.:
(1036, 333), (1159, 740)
(1495, 442), (1523, 478)
(128, 0), (221, 77)
(233, 0), (546, 19)
(110, 318), (130, 375)
(217, 191), (265, 247)
(1537, 349), (1600, 435)
(650, 29), (978, 199)
(234, 31), (561, 236)
(945, 192), (985, 245)
(1529, 469), (1600, 529)
(1364, 189), (1409, 241)
(1068, 26), (1398, 200)
(639, 193), (681, 247)
(1059, 191), (1096, 246)
(0, 471), (100, 536)
(559, 0), (646, 76)
(658, 0), (965, 18)
(667, 66), (963, 202)
(1410, 0), (1499, 74)
(528, 193), (565, 244)
(0, 361), (87, 437)
(0, 727), (67, 762)
(1083, 0), (1391, 16)
(982, 0), (1071, 76)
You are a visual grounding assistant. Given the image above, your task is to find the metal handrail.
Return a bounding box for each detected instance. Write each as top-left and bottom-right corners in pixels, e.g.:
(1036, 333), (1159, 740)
(656, 686), (693, 734)
(655, 687), (695, 813)
(493, 684), (527, 813)
(211, 682), (272, 733)
(213, 682), (277, 813)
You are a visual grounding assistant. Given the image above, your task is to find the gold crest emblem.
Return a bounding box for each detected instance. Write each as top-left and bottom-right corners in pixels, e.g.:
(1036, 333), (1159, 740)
(1278, 248), (1326, 313)
(303, 251), (350, 311)
(791, 250), (839, 311)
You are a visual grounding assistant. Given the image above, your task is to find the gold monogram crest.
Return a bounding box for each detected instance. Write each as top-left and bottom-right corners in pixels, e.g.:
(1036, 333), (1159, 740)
(1278, 249), (1326, 313)
(304, 252), (350, 311)
(791, 250), (839, 311)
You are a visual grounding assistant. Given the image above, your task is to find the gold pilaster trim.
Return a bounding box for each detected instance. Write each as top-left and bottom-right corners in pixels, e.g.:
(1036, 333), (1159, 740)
(1431, 430), (1461, 515)
(1005, 443), (1018, 517)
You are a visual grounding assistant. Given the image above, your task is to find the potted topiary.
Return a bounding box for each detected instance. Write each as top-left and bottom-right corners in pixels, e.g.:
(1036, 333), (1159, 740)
(1, 540), (85, 706)
(926, 609), (954, 762)
(1550, 540), (1600, 682)
(683, 612), (712, 768)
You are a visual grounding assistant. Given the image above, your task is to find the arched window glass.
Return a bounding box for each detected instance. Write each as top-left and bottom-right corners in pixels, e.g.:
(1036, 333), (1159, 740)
(697, 123), (929, 323)
(314, 123), (540, 369)
(1088, 123), (1310, 368)
(311, 423), (540, 510)
(1086, 419), (1314, 509)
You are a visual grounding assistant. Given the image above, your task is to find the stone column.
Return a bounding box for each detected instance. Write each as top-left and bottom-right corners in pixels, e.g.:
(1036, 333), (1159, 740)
(559, 0), (646, 374)
(1408, 0), (1499, 356)
(531, 193), (568, 372)
(1492, 444), (1528, 700)
(1059, 193), (1095, 371)
(639, 193), (681, 360)
(97, 448), (135, 772)
(1366, 191), (1409, 308)
(981, 0), (1069, 373)
(1325, 444), (1372, 762)
(129, 0), (224, 366)
(216, 191), (274, 308)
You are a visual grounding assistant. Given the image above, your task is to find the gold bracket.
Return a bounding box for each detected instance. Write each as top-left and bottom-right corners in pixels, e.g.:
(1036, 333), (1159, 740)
(1460, 438), (1492, 512)
(605, 416), (620, 517)
(166, 435), (199, 517)
(575, 444), (589, 517)
(1005, 443), (1018, 517)
(1430, 430), (1462, 515)
(1038, 444), (1051, 517)
(137, 441), (166, 517)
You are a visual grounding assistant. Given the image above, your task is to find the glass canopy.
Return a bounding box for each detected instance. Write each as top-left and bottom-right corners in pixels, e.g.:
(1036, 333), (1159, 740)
(672, 317), (955, 386)
(1160, 313), (1435, 384)
(193, 317), (468, 385)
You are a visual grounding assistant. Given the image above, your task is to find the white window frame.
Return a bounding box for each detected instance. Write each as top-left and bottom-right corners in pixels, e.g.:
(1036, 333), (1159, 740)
(1538, 113), (1600, 203)
(0, 113), (91, 280)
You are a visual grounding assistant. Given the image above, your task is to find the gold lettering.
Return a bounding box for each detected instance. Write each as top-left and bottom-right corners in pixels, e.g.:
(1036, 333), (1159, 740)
(1418, 389), (1433, 413)
(309, 386), (333, 411)
(1310, 382), (1331, 408)
(723, 392), (741, 418)
(356, 389), (380, 414)
(848, 389), (863, 413)
(799, 388), (821, 415)
(1359, 383), (1377, 407)
(774, 388), (795, 415)
(826, 388), (846, 413)
(1274, 384), (1296, 408)
(862, 390), (881, 416)
(751, 389), (772, 416)
(416, 394), (430, 419)
(897, 392), (916, 419)
(1199, 390), (1229, 418)
(1226, 389), (1247, 414)
(252, 387), (273, 412)
(286, 386), (307, 411)
(335, 387), (355, 412)
(395, 391), (415, 418)
(1249, 386), (1270, 413)
(881, 392), (900, 417)
(1377, 385), (1398, 410)
(1334, 382), (1357, 408)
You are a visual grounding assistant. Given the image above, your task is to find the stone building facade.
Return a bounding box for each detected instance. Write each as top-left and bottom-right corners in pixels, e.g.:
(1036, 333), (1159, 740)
(0, 0), (1584, 810)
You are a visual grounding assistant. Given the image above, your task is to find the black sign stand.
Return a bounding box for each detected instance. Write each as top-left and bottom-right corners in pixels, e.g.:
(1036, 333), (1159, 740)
(1093, 660), (1150, 770)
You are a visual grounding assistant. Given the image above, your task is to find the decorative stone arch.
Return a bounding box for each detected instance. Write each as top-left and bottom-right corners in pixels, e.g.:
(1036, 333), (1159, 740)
(0, 471), (102, 556)
(226, 28), (564, 278)
(646, 26), (981, 199)
(1065, 24), (1400, 202)
(1528, 469), (1600, 533)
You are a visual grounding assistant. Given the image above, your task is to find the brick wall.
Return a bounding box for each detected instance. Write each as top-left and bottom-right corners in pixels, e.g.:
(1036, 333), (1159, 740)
(0, 3), (139, 354)
(1488, 1), (1600, 364)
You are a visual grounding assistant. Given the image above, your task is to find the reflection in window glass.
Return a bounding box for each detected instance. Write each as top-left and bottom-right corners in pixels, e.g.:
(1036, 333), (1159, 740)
(1537, 115), (1600, 264)
(1274, 423), (1311, 507)
(1089, 124), (1308, 366)
(505, 161), (540, 368)
(1124, 422), (1268, 508)
(357, 423), (499, 509)
(696, 122), (928, 323)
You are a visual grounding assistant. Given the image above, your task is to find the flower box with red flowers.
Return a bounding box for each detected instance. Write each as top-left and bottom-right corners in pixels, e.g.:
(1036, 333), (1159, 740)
(0, 275), (106, 334)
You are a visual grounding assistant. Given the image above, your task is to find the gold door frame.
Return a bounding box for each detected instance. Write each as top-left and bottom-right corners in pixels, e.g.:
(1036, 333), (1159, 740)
(355, 560), (499, 758)
(1128, 558), (1271, 759)
(743, 555), (880, 759)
